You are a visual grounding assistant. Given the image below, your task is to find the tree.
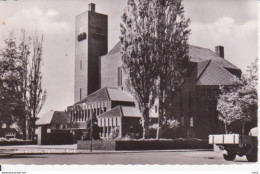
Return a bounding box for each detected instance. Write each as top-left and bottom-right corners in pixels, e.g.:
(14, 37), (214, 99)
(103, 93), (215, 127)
(0, 33), (27, 135)
(26, 34), (47, 140)
(217, 58), (258, 134)
(120, 0), (158, 138)
(147, 0), (190, 139)
(82, 111), (101, 140)
(0, 31), (46, 140)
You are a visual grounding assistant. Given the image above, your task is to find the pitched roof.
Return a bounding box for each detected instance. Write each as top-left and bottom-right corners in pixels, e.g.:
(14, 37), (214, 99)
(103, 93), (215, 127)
(107, 41), (121, 55)
(106, 88), (134, 102)
(36, 111), (70, 126)
(75, 87), (134, 105)
(197, 60), (210, 78)
(196, 60), (235, 86)
(105, 42), (240, 70)
(75, 88), (109, 105)
(98, 106), (122, 118)
(97, 106), (158, 118)
(189, 45), (239, 70)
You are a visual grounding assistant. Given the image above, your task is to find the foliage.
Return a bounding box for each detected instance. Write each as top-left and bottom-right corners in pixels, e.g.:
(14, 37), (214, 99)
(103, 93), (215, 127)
(82, 111), (102, 140)
(150, 119), (185, 139)
(217, 58), (258, 134)
(0, 31), (46, 140)
(0, 33), (27, 131)
(120, 0), (159, 138)
(120, 0), (190, 139)
(110, 126), (120, 139)
(151, 0), (190, 139)
(26, 33), (47, 140)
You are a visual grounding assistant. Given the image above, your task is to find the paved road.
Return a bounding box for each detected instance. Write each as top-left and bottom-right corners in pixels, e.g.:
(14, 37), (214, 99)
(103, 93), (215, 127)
(0, 150), (254, 165)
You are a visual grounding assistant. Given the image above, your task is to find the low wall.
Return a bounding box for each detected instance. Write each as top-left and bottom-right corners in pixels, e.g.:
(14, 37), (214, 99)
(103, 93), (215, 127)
(77, 138), (212, 150)
(77, 140), (116, 150)
(39, 131), (73, 145)
(0, 140), (36, 146)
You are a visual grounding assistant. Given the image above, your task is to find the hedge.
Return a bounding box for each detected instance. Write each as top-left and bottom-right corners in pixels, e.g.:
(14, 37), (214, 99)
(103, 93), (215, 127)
(77, 138), (213, 150)
(0, 138), (36, 146)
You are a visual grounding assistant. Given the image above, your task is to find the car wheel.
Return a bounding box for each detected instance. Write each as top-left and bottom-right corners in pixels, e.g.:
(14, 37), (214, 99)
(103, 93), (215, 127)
(246, 148), (257, 162)
(223, 153), (236, 161)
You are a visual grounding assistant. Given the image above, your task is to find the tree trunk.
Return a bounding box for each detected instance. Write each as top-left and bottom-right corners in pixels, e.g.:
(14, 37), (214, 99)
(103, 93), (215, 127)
(156, 83), (164, 139)
(242, 121), (245, 135)
(224, 122), (228, 134)
(28, 119), (32, 140)
(22, 117), (27, 140)
(156, 98), (163, 139)
(142, 108), (150, 139)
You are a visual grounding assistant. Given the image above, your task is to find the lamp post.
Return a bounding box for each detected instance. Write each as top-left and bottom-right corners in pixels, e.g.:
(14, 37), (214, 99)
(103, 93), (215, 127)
(90, 109), (93, 152)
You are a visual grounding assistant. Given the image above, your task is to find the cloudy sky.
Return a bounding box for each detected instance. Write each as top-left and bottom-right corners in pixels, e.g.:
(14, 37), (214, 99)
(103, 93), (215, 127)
(0, 0), (258, 116)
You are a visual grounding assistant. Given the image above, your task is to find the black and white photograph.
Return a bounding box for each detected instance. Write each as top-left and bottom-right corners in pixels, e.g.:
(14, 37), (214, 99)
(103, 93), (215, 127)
(0, 0), (258, 171)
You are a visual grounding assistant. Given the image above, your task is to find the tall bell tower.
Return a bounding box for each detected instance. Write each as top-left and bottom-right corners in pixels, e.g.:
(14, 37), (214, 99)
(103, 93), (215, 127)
(74, 3), (108, 102)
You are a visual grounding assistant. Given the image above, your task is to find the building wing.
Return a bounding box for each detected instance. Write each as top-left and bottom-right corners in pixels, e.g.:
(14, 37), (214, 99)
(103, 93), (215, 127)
(106, 88), (134, 102)
(36, 111), (69, 126)
(36, 110), (55, 125)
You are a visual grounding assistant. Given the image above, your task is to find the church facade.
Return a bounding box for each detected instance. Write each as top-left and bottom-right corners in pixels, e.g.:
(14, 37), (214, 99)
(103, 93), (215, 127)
(66, 3), (242, 141)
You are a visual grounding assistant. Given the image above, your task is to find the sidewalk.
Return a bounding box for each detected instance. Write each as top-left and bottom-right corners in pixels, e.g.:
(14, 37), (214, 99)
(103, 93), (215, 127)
(0, 144), (213, 155)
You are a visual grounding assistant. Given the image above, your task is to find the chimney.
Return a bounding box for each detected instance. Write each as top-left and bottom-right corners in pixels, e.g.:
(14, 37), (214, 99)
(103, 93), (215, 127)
(215, 45), (224, 58)
(88, 3), (96, 12)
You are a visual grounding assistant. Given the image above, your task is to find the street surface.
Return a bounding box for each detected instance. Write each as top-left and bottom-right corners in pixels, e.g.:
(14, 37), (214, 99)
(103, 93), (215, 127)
(0, 150), (254, 165)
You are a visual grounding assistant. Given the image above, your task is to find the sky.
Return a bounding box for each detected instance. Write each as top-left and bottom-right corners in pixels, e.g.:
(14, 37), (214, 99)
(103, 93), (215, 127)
(0, 0), (258, 117)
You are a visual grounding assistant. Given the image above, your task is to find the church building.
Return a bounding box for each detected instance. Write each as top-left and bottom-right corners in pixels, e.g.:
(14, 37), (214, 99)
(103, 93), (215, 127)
(66, 3), (241, 141)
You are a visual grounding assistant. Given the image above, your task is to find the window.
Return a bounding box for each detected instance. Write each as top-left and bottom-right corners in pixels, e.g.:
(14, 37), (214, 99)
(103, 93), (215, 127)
(190, 117), (194, 127)
(118, 67), (122, 86)
(97, 107), (100, 115)
(87, 109), (90, 120)
(80, 60), (82, 70)
(155, 105), (158, 113)
(80, 88), (82, 100)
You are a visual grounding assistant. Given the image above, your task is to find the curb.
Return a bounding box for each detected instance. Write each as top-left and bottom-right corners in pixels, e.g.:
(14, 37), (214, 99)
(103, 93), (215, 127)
(0, 153), (13, 157)
(0, 149), (213, 156)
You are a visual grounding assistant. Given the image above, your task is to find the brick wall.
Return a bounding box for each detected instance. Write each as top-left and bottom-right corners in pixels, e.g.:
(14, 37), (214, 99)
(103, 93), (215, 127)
(100, 53), (128, 91)
(75, 11), (89, 102)
(75, 10), (108, 102)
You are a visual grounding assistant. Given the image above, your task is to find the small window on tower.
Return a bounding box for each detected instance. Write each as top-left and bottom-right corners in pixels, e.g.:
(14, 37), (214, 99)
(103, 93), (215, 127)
(80, 60), (82, 70)
(118, 67), (122, 86)
(155, 105), (158, 113)
(80, 88), (82, 100)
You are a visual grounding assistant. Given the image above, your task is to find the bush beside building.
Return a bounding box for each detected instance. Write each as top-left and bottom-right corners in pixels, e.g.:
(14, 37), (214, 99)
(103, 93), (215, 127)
(77, 138), (212, 150)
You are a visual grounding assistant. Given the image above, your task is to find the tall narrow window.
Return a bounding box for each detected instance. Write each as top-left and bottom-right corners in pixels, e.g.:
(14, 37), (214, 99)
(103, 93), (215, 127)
(190, 117), (194, 127)
(80, 60), (82, 70)
(155, 105), (158, 113)
(80, 88), (82, 100)
(118, 67), (122, 86)
(188, 91), (192, 112)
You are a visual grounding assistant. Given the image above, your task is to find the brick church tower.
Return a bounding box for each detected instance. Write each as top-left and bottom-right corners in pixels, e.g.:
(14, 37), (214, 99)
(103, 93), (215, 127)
(74, 3), (108, 102)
